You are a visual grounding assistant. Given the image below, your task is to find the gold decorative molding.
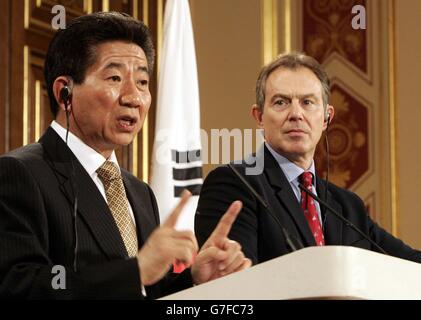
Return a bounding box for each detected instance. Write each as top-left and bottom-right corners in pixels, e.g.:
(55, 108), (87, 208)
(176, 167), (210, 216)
(283, 0), (291, 53)
(157, 0), (163, 72)
(261, 0), (292, 63)
(23, 46), (29, 146)
(388, 0), (398, 237)
(131, 0), (141, 177)
(27, 17), (53, 31)
(133, 0), (139, 19)
(24, 0), (29, 29)
(141, 117), (149, 182)
(132, 135), (138, 176)
(35, 80), (41, 141)
(143, 0), (149, 25)
(261, 0), (278, 64)
(102, 0), (109, 12)
(142, 0), (151, 182)
(84, 0), (93, 14)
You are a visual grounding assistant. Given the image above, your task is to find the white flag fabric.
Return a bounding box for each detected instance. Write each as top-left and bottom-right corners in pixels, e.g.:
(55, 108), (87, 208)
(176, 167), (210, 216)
(150, 0), (202, 232)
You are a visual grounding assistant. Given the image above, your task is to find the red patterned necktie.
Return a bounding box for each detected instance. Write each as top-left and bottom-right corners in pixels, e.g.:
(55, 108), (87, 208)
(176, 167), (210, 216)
(300, 172), (325, 246)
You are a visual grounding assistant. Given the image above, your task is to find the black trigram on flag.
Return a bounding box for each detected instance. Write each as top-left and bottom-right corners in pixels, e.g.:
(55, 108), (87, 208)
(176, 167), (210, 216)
(171, 149), (203, 197)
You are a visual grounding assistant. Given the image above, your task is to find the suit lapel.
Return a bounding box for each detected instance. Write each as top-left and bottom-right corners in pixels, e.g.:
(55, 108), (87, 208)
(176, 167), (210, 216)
(316, 179), (343, 245)
(262, 147), (316, 246)
(39, 127), (128, 259)
(123, 173), (157, 247)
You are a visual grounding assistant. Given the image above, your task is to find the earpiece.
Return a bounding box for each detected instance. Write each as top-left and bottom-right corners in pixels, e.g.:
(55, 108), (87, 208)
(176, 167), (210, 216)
(60, 86), (71, 106)
(325, 111), (330, 124)
(59, 77), (74, 110)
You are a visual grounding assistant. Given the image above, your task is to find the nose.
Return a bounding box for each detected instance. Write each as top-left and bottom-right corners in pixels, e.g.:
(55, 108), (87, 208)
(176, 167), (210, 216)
(288, 99), (303, 121)
(119, 79), (151, 109)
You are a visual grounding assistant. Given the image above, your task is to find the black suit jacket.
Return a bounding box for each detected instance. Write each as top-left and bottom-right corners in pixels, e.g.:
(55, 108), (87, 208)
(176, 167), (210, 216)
(0, 128), (192, 299)
(195, 146), (421, 265)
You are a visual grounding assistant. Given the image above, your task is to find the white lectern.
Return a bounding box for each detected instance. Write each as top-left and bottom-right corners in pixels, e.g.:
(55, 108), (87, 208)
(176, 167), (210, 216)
(160, 246), (421, 300)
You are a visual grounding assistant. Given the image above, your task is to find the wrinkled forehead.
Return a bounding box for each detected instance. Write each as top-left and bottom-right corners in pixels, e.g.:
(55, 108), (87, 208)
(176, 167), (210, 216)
(266, 66), (323, 97)
(89, 41), (149, 71)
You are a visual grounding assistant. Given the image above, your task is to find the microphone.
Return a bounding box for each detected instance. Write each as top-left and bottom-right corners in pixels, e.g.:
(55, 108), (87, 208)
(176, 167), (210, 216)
(228, 163), (304, 252)
(298, 184), (388, 255)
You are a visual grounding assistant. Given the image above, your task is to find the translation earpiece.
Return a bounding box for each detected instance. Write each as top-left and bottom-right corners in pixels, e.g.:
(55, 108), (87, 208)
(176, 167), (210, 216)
(60, 86), (71, 105)
(59, 77), (74, 109)
(325, 111), (330, 124)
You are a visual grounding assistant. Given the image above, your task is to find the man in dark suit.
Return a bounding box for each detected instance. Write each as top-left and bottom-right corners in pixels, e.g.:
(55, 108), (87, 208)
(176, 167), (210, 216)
(0, 12), (251, 299)
(195, 53), (421, 265)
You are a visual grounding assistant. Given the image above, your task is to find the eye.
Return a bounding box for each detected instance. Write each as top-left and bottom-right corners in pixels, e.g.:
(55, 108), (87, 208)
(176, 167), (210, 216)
(303, 99), (314, 105)
(274, 99), (288, 107)
(108, 75), (121, 82)
(137, 79), (149, 86)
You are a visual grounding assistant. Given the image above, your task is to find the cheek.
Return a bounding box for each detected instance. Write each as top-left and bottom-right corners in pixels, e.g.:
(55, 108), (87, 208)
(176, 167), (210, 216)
(141, 92), (152, 108)
(262, 111), (277, 125)
(137, 94), (152, 118)
(311, 122), (325, 141)
(268, 114), (286, 129)
(97, 88), (119, 107)
(92, 90), (119, 126)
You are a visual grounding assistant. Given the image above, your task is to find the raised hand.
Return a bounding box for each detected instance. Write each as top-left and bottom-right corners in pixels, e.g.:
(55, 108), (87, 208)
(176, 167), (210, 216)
(137, 190), (198, 286)
(191, 200), (252, 285)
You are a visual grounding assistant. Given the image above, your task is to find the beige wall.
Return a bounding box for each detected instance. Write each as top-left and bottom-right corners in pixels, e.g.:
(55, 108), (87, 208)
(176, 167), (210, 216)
(190, 0), (262, 176)
(396, 0), (421, 247)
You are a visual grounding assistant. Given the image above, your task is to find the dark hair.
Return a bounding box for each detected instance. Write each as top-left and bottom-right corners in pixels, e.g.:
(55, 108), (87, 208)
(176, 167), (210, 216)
(44, 11), (155, 117)
(255, 52), (330, 111)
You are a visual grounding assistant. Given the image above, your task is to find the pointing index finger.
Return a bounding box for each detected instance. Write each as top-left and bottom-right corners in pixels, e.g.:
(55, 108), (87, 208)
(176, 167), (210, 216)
(209, 200), (242, 241)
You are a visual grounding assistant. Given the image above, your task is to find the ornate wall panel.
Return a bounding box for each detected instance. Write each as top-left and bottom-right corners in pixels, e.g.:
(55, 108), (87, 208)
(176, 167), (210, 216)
(0, 0), (161, 182)
(303, 0), (367, 73)
(314, 83), (369, 190)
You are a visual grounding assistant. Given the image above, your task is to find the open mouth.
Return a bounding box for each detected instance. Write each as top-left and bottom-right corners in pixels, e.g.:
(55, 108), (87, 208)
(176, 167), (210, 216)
(117, 116), (138, 129)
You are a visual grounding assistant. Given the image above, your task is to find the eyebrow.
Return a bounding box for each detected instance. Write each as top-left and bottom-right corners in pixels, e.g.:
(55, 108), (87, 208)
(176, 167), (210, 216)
(104, 62), (149, 73)
(270, 93), (319, 102)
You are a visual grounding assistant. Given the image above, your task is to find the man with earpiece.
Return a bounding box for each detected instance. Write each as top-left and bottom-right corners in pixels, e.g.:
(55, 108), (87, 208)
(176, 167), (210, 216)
(195, 53), (421, 266)
(0, 12), (251, 299)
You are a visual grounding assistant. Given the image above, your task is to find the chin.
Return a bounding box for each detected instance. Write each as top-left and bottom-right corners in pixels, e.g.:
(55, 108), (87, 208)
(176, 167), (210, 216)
(111, 134), (137, 147)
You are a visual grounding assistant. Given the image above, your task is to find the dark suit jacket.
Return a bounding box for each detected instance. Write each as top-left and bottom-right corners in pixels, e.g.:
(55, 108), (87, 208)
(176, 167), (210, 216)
(195, 145), (421, 265)
(0, 127), (192, 299)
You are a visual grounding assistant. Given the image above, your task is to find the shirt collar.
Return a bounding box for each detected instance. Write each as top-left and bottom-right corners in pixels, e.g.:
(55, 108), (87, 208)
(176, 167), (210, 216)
(265, 142), (316, 186)
(50, 121), (119, 176)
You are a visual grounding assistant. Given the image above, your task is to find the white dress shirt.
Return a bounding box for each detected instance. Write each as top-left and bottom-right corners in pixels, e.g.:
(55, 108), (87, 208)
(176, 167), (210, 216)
(50, 121), (136, 226)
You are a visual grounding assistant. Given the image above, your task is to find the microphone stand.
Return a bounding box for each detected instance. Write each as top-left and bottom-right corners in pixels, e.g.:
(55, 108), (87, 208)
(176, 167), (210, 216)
(299, 184), (388, 255)
(228, 163), (304, 252)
